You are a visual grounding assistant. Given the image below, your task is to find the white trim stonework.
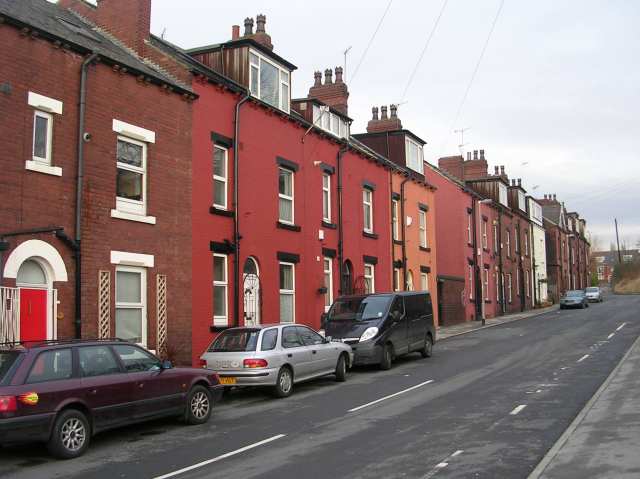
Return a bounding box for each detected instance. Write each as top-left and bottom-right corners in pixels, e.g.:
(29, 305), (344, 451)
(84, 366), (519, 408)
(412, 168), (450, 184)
(3, 240), (68, 282)
(112, 119), (156, 143)
(28, 91), (63, 115)
(25, 160), (62, 177)
(110, 209), (156, 224)
(110, 251), (155, 268)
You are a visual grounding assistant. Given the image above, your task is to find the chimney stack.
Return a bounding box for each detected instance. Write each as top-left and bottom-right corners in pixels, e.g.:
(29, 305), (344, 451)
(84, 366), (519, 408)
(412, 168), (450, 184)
(365, 103), (403, 133)
(232, 25), (240, 40)
(324, 68), (333, 85)
(308, 66), (350, 115)
(244, 17), (254, 36)
(480, 149), (485, 160)
(380, 105), (388, 120)
(241, 14), (272, 49)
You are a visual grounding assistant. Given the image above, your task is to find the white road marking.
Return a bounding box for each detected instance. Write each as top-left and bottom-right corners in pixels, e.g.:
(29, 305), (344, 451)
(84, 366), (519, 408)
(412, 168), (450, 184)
(510, 404), (527, 415)
(617, 323), (627, 331)
(607, 333), (615, 340)
(451, 450), (464, 457)
(348, 379), (434, 412)
(577, 354), (589, 363)
(435, 462), (448, 468)
(424, 450), (464, 478)
(152, 434), (286, 479)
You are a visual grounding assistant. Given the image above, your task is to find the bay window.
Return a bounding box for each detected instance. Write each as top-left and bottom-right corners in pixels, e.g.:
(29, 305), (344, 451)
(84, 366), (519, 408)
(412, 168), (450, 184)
(405, 137), (424, 174)
(249, 50), (290, 112)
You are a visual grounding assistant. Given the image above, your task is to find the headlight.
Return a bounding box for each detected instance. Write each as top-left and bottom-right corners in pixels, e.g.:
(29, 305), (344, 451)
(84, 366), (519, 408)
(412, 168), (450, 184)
(359, 327), (379, 342)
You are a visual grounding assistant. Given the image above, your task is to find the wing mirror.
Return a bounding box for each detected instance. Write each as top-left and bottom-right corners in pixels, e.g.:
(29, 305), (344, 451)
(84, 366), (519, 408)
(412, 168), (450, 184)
(161, 360), (173, 370)
(390, 310), (401, 322)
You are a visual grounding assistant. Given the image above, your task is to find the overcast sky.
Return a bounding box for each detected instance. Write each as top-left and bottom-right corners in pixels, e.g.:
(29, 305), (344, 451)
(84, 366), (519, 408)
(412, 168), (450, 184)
(150, 0), (640, 250)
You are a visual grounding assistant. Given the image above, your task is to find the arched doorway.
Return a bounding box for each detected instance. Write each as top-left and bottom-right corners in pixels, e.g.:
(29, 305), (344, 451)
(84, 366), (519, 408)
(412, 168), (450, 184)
(243, 257), (260, 326)
(342, 260), (353, 295)
(406, 270), (414, 291)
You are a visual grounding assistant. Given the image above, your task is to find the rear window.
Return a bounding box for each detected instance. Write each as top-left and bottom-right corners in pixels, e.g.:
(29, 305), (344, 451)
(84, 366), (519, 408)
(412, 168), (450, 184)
(27, 349), (73, 384)
(586, 287), (599, 292)
(566, 291), (584, 297)
(260, 329), (278, 351)
(208, 329), (260, 352)
(0, 351), (20, 383)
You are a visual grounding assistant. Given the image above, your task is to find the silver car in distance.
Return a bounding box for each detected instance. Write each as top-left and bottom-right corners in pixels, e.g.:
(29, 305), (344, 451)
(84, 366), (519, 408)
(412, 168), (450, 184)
(200, 324), (354, 397)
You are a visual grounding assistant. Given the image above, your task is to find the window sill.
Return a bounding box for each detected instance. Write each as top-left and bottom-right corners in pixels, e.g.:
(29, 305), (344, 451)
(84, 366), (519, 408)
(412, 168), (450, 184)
(393, 239), (403, 245)
(209, 206), (235, 218)
(321, 221), (337, 230)
(210, 325), (231, 332)
(419, 246), (431, 252)
(363, 231), (378, 240)
(484, 300), (492, 304)
(276, 221), (301, 232)
(25, 160), (62, 177)
(110, 209), (156, 224)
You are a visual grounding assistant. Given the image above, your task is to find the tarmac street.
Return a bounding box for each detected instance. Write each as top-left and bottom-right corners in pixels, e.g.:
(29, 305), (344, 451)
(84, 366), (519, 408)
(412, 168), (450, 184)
(1, 294), (638, 479)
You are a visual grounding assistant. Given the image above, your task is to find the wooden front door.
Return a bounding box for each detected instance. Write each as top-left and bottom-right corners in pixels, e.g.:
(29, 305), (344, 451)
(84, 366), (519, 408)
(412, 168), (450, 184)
(19, 288), (47, 342)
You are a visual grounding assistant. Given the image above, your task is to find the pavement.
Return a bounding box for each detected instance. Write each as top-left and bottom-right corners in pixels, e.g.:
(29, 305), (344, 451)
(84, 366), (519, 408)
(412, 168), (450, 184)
(0, 294), (638, 479)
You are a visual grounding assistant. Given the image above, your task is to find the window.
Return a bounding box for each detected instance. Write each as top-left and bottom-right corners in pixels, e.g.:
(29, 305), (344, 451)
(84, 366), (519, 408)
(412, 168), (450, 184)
(482, 220), (488, 249)
(507, 274), (513, 303)
(116, 266), (146, 345)
(298, 326), (325, 346)
(26, 349), (72, 384)
(406, 270), (414, 291)
(467, 214), (472, 244)
(279, 262), (295, 323)
(363, 188), (374, 233)
(420, 272), (429, 291)
(278, 167), (294, 224)
(493, 224), (499, 252)
(213, 254), (228, 326)
(249, 50), (290, 112)
(518, 191), (526, 211)
(506, 230), (511, 257)
(323, 257), (333, 311)
(392, 199), (400, 241)
(322, 173), (331, 222)
(484, 268), (490, 301)
(525, 270), (530, 298)
(419, 210), (428, 248)
(498, 183), (508, 206)
(393, 268), (401, 292)
(524, 231), (529, 256)
(260, 329), (279, 351)
(312, 104), (349, 138)
(116, 137), (147, 216)
(531, 201), (543, 223)
(282, 326), (303, 348)
(213, 145), (228, 209)
(469, 264), (474, 299)
(113, 345), (160, 372)
(496, 273), (500, 302)
(516, 269), (520, 296)
(364, 263), (375, 293)
(78, 346), (120, 377)
(515, 229), (520, 253)
(32, 110), (53, 165)
(405, 137), (424, 174)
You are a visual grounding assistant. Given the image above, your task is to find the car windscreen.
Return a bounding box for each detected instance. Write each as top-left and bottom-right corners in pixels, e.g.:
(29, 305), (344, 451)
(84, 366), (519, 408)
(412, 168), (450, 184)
(586, 287), (599, 292)
(328, 296), (391, 321)
(208, 329), (260, 352)
(0, 351), (20, 383)
(566, 291), (584, 297)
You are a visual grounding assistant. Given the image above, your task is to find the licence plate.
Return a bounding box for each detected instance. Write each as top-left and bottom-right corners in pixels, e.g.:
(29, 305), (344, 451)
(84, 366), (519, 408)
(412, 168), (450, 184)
(219, 377), (237, 385)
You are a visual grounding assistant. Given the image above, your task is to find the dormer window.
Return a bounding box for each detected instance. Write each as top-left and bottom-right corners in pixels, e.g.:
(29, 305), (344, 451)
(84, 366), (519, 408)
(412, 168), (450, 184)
(498, 183), (508, 206)
(249, 50), (290, 112)
(517, 190), (526, 211)
(312, 104), (349, 139)
(405, 137), (424, 174)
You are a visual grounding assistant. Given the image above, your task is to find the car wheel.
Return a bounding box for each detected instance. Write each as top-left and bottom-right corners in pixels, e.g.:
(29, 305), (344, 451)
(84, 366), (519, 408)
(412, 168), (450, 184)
(335, 354), (348, 382)
(420, 334), (433, 358)
(185, 385), (212, 425)
(273, 367), (293, 398)
(47, 409), (91, 459)
(380, 343), (393, 370)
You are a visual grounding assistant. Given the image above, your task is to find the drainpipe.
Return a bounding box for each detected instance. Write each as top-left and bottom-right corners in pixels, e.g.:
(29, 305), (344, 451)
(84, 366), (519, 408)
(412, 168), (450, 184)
(498, 208), (504, 315)
(400, 177), (409, 288)
(74, 52), (98, 339)
(471, 197), (482, 321)
(233, 93), (251, 327)
(337, 142), (348, 294)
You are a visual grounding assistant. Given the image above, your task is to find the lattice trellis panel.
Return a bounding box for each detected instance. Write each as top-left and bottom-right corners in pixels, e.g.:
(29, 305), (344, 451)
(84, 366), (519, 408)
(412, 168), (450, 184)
(98, 270), (111, 339)
(156, 274), (168, 358)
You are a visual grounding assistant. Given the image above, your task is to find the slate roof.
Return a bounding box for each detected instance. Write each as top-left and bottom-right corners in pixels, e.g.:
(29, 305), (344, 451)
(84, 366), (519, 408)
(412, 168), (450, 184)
(0, 0), (192, 94)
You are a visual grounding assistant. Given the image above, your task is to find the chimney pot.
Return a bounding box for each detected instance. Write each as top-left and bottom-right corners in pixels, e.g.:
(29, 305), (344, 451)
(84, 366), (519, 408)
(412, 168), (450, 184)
(390, 104), (398, 119)
(500, 165), (505, 175)
(256, 14), (266, 33)
(243, 17), (254, 36)
(544, 194), (547, 199)
(473, 150), (478, 160)
(313, 71), (322, 87)
(494, 166), (499, 175)
(335, 66), (344, 83)
(553, 194), (557, 201)
(518, 178), (522, 187)
(232, 25), (240, 40)
(480, 149), (485, 160)
(372, 106), (379, 120)
(324, 68), (333, 84)
(467, 152), (472, 161)
(380, 105), (388, 120)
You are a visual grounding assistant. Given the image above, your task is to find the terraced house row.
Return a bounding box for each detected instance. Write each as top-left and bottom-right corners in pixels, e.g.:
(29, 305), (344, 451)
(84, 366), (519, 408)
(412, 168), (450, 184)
(0, 0), (590, 366)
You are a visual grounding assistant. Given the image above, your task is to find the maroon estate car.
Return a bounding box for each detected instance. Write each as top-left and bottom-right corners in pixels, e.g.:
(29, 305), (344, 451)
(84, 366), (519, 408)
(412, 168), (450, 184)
(0, 339), (223, 459)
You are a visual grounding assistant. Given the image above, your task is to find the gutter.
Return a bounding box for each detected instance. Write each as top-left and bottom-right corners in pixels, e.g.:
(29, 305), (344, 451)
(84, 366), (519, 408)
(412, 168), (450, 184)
(74, 52), (98, 339)
(232, 92), (251, 327)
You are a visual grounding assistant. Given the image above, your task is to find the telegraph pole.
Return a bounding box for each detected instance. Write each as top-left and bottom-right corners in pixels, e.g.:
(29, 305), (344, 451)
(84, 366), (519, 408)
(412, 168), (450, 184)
(615, 218), (622, 263)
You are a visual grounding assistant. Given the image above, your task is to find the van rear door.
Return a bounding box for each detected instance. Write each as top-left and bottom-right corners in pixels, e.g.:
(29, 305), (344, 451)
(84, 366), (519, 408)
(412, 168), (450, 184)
(387, 296), (409, 355)
(407, 294), (431, 350)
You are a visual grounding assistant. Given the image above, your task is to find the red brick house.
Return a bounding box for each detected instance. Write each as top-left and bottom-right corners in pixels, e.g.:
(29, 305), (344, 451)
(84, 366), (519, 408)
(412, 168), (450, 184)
(0, 0), (194, 364)
(537, 195), (571, 301)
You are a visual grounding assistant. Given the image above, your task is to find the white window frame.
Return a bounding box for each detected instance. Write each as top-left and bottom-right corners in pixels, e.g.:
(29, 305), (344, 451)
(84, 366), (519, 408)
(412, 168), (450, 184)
(279, 262), (295, 323)
(115, 265), (147, 346)
(392, 199), (400, 241)
(323, 257), (333, 312)
(420, 272), (429, 292)
(213, 145), (228, 210)
(249, 49), (290, 113)
(515, 229), (520, 253)
(469, 264), (474, 299)
(506, 230), (511, 257)
(518, 191), (526, 211)
(484, 268), (489, 301)
(406, 270), (413, 291)
(467, 214), (472, 244)
(278, 167), (295, 225)
(393, 268), (401, 292)
(493, 224), (499, 252)
(213, 254), (228, 326)
(115, 135), (147, 216)
(525, 270), (530, 298)
(499, 183), (508, 206)
(405, 137), (424, 174)
(496, 272), (500, 302)
(32, 110), (53, 165)
(419, 209), (428, 248)
(482, 220), (488, 249)
(507, 273), (513, 303)
(364, 263), (375, 293)
(322, 173), (331, 222)
(363, 188), (374, 234)
(516, 269), (520, 297)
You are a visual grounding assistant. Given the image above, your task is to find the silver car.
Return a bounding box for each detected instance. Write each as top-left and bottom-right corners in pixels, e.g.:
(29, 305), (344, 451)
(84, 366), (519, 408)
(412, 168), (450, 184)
(200, 324), (354, 397)
(585, 286), (603, 302)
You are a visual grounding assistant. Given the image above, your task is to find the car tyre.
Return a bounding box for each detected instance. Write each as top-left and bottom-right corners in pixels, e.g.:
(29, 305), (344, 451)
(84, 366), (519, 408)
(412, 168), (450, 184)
(420, 334), (433, 358)
(335, 354), (348, 382)
(273, 366), (293, 398)
(47, 409), (91, 460)
(185, 385), (212, 425)
(380, 343), (393, 370)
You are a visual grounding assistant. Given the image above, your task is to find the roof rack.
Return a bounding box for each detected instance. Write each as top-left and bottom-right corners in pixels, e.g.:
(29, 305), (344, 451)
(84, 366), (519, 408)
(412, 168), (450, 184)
(0, 338), (131, 348)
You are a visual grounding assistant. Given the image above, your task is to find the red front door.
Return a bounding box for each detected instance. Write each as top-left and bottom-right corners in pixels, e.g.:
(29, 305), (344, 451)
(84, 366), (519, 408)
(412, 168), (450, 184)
(20, 288), (48, 341)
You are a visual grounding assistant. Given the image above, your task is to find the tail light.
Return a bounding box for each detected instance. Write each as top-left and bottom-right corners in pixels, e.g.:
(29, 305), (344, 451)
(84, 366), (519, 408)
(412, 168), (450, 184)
(0, 396), (17, 413)
(243, 358), (268, 368)
(199, 359), (207, 368)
